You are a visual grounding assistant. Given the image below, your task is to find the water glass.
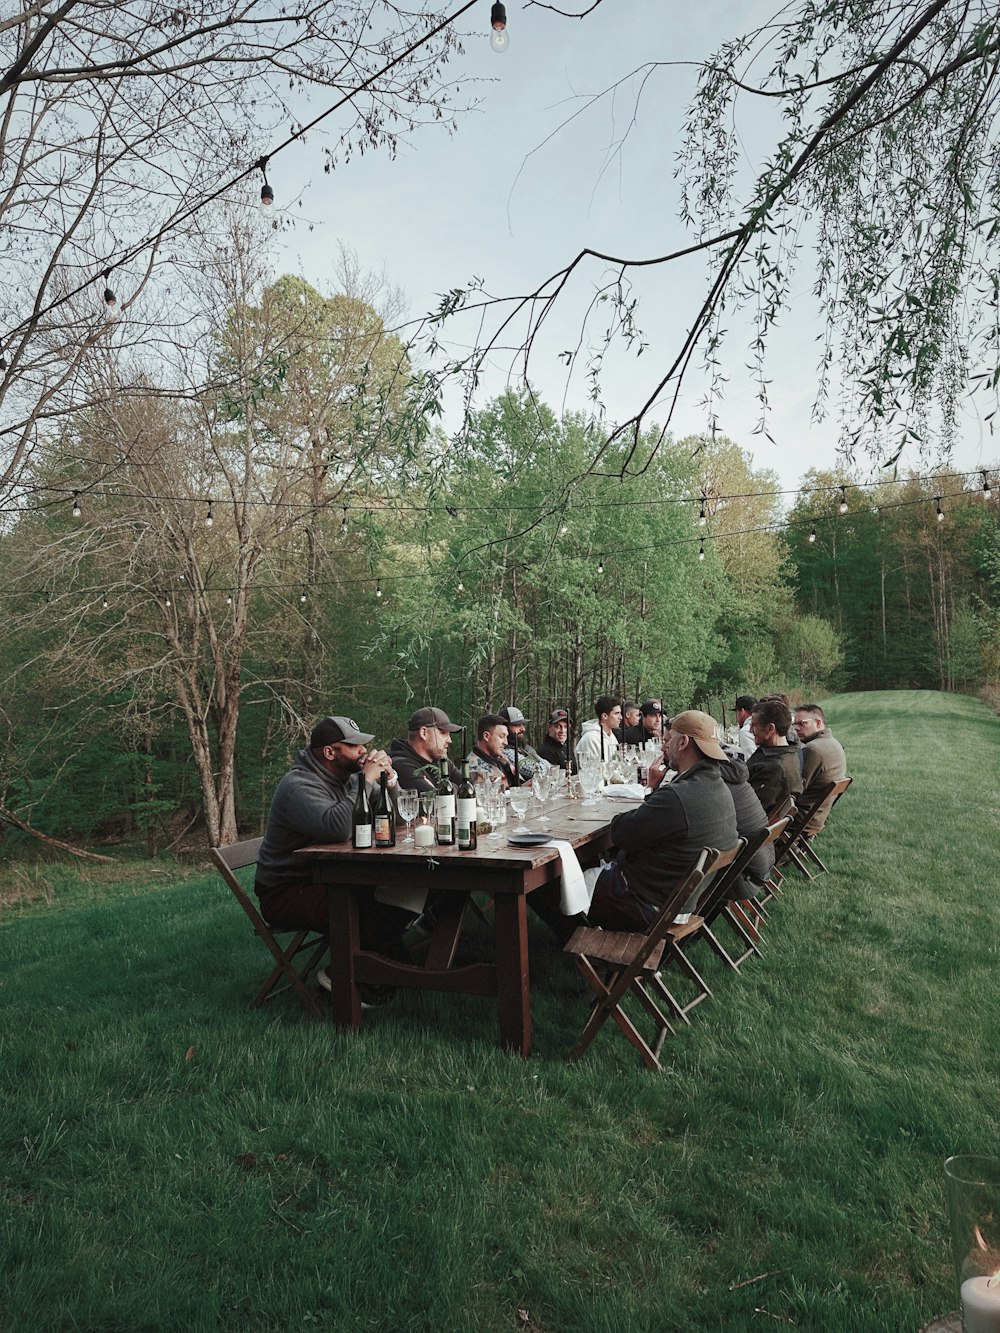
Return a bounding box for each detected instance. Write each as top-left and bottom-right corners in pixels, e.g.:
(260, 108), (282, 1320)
(397, 788), (419, 843)
(945, 1155), (1000, 1332)
(509, 786), (532, 833)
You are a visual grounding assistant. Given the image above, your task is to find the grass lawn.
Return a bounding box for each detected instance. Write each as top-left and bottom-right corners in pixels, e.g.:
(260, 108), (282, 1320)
(2, 689), (999, 1332)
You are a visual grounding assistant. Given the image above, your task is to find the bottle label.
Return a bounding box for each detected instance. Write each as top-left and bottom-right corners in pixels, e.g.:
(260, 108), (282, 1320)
(436, 794), (455, 840)
(457, 796), (477, 846)
(374, 816), (393, 844)
(354, 824), (373, 849)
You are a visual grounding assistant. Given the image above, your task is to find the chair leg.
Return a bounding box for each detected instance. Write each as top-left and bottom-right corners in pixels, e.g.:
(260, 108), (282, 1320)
(569, 957), (664, 1070)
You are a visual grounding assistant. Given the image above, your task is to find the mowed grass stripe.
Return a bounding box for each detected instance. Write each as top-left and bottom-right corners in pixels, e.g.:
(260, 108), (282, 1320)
(1, 689), (998, 1331)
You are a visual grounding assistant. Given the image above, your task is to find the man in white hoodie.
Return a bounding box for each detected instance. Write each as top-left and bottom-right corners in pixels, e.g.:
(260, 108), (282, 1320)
(575, 694), (623, 766)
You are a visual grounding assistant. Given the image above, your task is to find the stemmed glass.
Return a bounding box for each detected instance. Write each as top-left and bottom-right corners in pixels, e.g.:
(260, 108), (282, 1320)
(419, 790), (435, 829)
(509, 785), (532, 834)
(579, 761), (602, 806)
(397, 788), (419, 844)
(532, 769), (551, 824)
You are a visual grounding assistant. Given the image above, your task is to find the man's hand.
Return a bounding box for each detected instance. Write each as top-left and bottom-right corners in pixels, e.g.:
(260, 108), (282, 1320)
(646, 756), (668, 789)
(362, 749), (397, 787)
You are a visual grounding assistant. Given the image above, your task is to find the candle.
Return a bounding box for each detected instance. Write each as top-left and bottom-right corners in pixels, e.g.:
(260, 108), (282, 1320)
(963, 1276), (1000, 1332)
(414, 824), (435, 848)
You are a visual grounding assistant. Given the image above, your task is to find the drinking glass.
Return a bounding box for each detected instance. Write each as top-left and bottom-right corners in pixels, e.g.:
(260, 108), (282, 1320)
(509, 786), (532, 833)
(419, 790), (435, 826)
(483, 785), (505, 842)
(579, 761), (602, 806)
(945, 1155), (1000, 1331)
(397, 788), (419, 844)
(532, 769), (551, 824)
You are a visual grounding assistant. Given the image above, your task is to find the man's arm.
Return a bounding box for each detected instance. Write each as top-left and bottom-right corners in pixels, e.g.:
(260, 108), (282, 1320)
(609, 784), (686, 851)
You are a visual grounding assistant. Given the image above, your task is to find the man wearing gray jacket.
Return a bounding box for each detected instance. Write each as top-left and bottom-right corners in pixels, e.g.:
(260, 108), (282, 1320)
(255, 715), (407, 954)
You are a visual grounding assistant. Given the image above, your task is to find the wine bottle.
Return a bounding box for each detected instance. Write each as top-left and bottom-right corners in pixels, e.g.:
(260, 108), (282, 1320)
(457, 758), (477, 850)
(435, 757), (456, 845)
(373, 771), (395, 848)
(352, 773), (373, 849)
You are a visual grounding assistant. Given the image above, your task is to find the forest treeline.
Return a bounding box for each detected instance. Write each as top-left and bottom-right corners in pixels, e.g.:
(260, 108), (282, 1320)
(1, 271), (997, 856)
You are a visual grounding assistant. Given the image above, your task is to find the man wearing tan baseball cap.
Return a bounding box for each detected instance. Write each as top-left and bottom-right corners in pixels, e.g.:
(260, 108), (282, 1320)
(589, 709), (738, 931)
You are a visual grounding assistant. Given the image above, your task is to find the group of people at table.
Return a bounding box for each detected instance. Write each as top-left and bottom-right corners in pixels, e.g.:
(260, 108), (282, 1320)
(253, 693), (847, 992)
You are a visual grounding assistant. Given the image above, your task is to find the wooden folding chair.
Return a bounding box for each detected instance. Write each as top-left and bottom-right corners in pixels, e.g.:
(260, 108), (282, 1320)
(695, 817), (791, 971)
(786, 776), (853, 877)
(210, 838), (328, 1018)
(563, 847), (724, 1070)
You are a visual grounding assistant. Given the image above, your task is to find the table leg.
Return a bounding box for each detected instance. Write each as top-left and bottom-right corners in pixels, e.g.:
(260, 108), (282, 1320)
(326, 885), (362, 1029)
(492, 892), (531, 1057)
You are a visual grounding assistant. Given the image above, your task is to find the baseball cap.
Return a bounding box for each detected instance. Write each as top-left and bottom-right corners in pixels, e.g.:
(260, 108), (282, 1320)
(669, 710), (727, 762)
(499, 705), (527, 727)
(639, 699), (663, 716)
(310, 715), (375, 748)
(547, 709), (569, 725)
(408, 706), (461, 733)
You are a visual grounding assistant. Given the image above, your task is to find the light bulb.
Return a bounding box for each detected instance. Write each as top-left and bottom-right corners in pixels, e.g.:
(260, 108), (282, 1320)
(226, 593), (232, 605)
(597, 559), (604, 575)
(102, 595), (109, 609)
(936, 498), (944, 522)
(300, 591), (307, 603)
(260, 180), (274, 214)
(165, 595), (171, 608)
(490, 1), (508, 51)
(375, 581), (383, 599)
(72, 491), (82, 519)
(838, 485), (848, 514)
(559, 524), (568, 535)
(340, 506), (349, 535)
(983, 472), (993, 500)
(205, 501), (213, 527)
(698, 540), (705, 562)
(808, 527), (816, 544)
(457, 581), (464, 592)
(698, 498), (707, 527)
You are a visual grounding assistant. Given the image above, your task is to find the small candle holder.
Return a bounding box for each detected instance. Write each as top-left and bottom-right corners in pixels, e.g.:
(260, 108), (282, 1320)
(945, 1155), (1000, 1332)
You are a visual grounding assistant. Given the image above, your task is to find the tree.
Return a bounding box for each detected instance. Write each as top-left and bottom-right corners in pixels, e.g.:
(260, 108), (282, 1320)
(0, 0), (465, 496)
(0, 234), (418, 847)
(416, 1), (1000, 473)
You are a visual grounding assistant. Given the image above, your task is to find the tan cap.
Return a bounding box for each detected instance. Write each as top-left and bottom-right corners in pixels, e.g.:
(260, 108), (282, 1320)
(669, 710), (727, 762)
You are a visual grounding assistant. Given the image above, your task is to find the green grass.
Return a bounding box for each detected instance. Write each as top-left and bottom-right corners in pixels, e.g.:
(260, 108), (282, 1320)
(2, 689), (999, 1331)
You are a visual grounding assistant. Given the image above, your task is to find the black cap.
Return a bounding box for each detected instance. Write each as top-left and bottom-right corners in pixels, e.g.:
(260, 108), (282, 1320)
(408, 706), (461, 733)
(310, 715), (375, 748)
(639, 700), (663, 716)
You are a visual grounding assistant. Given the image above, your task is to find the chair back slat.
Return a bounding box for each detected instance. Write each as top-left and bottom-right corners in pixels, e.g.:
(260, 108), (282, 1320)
(699, 820), (789, 923)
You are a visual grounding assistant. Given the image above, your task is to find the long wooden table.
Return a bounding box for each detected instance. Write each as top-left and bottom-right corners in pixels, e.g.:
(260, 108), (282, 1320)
(295, 795), (621, 1056)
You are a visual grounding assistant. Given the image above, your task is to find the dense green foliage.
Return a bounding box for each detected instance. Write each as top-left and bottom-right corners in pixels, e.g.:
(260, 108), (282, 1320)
(2, 691), (998, 1330)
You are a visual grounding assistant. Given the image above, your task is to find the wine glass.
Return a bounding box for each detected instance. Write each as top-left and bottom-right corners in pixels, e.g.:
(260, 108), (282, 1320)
(397, 788), (419, 844)
(483, 784), (505, 842)
(579, 761), (602, 806)
(509, 785), (532, 834)
(532, 769), (551, 824)
(419, 790), (435, 828)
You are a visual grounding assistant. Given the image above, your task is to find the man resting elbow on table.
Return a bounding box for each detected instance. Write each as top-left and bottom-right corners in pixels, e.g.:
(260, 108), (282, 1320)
(254, 715), (412, 958)
(588, 711), (738, 932)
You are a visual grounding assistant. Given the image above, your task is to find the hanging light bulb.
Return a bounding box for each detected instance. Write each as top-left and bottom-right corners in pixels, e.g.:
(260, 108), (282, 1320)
(597, 558), (604, 575)
(205, 500), (214, 528)
(936, 497), (944, 522)
(698, 540), (705, 562)
(456, 580), (464, 592)
(490, 1), (508, 51)
(101, 594), (109, 610)
(983, 471), (993, 501)
(71, 491), (82, 519)
(340, 506), (349, 535)
(808, 527), (817, 543)
(257, 157), (274, 213)
(375, 579), (383, 600)
(698, 496), (707, 527)
(838, 484), (848, 514)
(164, 593), (172, 608)
(226, 592), (233, 606)
(559, 523), (568, 536)
(300, 590), (307, 604)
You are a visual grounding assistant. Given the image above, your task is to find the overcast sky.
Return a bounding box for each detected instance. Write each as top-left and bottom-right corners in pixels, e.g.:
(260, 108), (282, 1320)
(273, 0), (997, 495)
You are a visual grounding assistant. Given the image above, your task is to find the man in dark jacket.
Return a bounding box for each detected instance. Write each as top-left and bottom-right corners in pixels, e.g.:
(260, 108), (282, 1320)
(720, 754), (774, 893)
(747, 698), (803, 814)
(589, 710), (738, 930)
(793, 703), (848, 833)
(389, 706), (462, 792)
(255, 715), (408, 952)
(537, 708), (577, 772)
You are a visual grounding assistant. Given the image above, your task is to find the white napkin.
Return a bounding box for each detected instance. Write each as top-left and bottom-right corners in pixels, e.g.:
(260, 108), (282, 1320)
(548, 839), (590, 914)
(601, 783), (647, 801)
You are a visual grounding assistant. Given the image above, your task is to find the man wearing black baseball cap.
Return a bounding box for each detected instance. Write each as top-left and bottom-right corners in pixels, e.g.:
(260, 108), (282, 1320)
(499, 704), (543, 782)
(537, 708), (577, 771)
(390, 706), (463, 792)
(255, 715), (408, 957)
(637, 699), (664, 747)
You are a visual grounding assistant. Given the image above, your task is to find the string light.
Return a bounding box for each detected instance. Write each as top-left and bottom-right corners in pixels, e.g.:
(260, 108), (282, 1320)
(456, 580), (464, 592)
(936, 496), (944, 522)
(340, 506), (349, 535)
(698, 539), (705, 562)
(839, 485), (848, 514)
(71, 491), (82, 518)
(101, 594), (109, 609)
(257, 157), (274, 214)
(226, 592), (232, 605)
(299, 590), (307, 603)
(597, 558), (604, 575)
(164, 593), (172, 608)
(489, 1), (508, 52)
(205, 500), (213, 527)
(375, 579), (383, 599)
(698, 496), (707, 527)
(102, 271), (117, 313)
(809, 527), (817, 543)
(559, 524), (568, 535)
(984, 472), (993, 501)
